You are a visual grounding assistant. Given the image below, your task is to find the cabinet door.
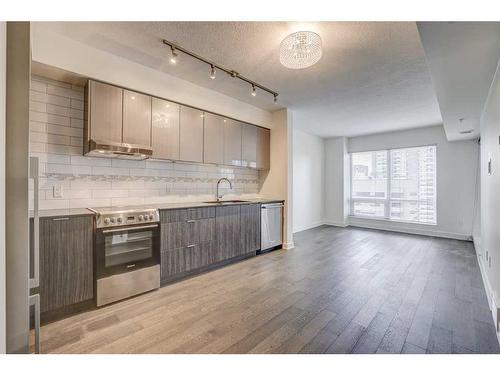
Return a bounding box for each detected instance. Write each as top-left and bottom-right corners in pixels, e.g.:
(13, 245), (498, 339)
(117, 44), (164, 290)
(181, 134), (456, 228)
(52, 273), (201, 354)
(39, 216), (93, 313)
(215, 205), (241, 261)
(152, 97), (180, 160)
(179, 106), (204, 163)
(242, 124), (258, 168)
(240, 204), (261, 254)
(256, 127), (270, 170)
(123, 89), (152, 147)
(223, 119), (242, 166)
(203, 112), (224, 165)
(89, 80), (122, 144)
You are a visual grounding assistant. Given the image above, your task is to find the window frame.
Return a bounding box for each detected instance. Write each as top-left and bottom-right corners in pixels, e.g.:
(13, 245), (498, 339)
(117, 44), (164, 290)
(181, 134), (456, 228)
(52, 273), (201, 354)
(349, 144), (437, 226)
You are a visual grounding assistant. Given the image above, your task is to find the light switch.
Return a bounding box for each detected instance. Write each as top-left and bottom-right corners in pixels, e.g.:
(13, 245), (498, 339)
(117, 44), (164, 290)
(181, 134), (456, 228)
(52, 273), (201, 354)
(53, 186), (63, 198)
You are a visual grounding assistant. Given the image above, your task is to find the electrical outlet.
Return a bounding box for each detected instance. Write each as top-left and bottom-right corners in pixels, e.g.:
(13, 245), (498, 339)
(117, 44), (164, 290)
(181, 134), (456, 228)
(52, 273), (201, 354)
(53, 186), (63, 198)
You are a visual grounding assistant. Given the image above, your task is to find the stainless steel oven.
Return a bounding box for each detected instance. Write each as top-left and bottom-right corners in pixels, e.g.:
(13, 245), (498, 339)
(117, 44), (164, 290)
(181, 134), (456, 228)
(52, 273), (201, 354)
(90, 207), (160, 306)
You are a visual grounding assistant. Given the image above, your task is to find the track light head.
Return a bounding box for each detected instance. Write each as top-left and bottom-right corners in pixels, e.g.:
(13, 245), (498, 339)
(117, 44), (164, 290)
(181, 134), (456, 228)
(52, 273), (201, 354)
(210, 65), (216, 80)
(169, 46), (178, 64)
(251, 84), (257, 97)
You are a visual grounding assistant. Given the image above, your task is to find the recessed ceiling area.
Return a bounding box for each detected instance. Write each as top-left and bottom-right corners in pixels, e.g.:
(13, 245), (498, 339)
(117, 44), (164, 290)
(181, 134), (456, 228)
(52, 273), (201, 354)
(35, 21), (443, 138)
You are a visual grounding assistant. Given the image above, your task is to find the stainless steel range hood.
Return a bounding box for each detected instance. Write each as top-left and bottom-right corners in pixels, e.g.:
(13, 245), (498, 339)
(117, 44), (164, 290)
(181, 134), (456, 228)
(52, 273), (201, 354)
(86, 139), (152, 160)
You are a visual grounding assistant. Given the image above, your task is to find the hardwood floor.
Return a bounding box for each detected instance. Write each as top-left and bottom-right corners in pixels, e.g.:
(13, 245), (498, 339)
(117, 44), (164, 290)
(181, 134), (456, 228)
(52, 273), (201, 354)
(39, 226), (500, 354)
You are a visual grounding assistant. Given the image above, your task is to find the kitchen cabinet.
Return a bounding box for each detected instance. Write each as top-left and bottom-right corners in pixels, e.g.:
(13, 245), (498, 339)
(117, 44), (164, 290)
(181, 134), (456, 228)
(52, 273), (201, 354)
(203, 112), (225, 165)
(242, 124), (258, 168)
(88, 80), (123, 144)
(123, 89), (152, 147)
(179, 106), (204, 163)
(215, 205), (241, 261)
(151, 97), (180, 160)
(39, 216), (93, 313)
(223, 119), (242, 166)
(257, 127), (270, 170)
(240, 204), (261, 254)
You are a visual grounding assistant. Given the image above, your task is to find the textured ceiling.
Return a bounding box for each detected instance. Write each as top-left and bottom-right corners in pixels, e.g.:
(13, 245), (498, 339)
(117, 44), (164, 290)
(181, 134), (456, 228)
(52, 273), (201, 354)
(40, 21), (442, 137)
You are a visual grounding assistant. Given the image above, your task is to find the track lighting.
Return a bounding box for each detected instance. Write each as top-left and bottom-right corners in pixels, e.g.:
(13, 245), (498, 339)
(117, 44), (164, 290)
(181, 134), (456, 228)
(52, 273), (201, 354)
(251, 85), (257, 97)
(169, 46), (178, 64)
(162, 40), (279, 104)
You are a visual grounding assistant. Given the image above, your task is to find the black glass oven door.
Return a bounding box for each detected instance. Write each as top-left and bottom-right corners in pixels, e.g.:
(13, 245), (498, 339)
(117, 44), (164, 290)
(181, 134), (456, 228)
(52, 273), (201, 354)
(96, 223), (160, 278)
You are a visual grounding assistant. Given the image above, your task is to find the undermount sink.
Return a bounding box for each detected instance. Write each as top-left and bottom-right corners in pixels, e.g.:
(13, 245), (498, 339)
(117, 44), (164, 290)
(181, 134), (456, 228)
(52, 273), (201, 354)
(203, 200), (250, 204)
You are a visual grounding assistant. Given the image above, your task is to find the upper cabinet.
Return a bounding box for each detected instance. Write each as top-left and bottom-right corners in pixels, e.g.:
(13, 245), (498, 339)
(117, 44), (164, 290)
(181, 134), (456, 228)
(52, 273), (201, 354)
(179, 106), (204, 163)
(223, 119), (242, 167)
(242, 124), (258, 168)
(151, 97), (180, 160)
(123, 90), (152, 147)
(88, 80), (123, 144)
(203, 112), (224, 165)
(256, 127), (270, 170)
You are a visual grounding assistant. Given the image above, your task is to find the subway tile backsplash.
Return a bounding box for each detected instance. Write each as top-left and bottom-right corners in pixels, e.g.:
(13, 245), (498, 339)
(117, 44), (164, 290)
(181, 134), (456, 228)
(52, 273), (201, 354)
(29, 76), (261, 210)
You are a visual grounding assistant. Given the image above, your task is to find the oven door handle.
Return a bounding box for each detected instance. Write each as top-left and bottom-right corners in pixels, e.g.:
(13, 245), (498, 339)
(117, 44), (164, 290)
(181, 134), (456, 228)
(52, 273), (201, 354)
(102, 224), (158, 234)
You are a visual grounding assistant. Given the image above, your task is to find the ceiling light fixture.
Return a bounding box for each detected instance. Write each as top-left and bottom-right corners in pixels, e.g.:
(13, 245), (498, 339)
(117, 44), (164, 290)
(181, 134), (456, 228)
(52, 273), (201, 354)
(169, 46), (178, 64)
(280, 31), (322, 69)
(162, 40), (278, 104)
(251, 84), (257, 97)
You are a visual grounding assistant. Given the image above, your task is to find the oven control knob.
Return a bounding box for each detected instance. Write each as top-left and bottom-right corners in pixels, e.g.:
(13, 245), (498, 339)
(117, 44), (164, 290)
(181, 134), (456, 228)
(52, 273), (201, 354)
(117, 217), (122, 224)
(110, 217), (116, 224)
(138, 215), (144, 221)
(149, 214), (154, 221)
(144, 215), (149, 221)
(104, 218), (110, 225)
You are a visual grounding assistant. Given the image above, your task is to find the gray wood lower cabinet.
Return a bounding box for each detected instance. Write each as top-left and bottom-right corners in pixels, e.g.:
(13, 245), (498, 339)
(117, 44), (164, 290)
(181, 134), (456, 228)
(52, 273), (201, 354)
(160, 203), (262, 282)
(39, 216), (93, 313)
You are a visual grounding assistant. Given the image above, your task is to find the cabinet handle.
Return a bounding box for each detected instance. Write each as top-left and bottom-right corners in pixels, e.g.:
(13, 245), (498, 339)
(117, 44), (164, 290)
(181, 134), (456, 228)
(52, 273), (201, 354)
(52, 217), (69, 221)
(29, 293), (40, 354)
(187, 244), (196, 248)
(187, 220), (195, 223)
(30, 157), (40, 289)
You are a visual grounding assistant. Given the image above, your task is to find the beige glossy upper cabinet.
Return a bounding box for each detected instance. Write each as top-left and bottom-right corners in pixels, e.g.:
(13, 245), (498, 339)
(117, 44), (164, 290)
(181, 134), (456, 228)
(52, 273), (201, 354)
(241, 124), (258, 168)
(223, 119), (242, 166)
(88, 80), (123, 144)
(123, 90), (152, 147)
(151, 98), (180, 160)
(256, 127), (270, 170)
(179, 106), (204, 163)
(203, 112), (224, 165)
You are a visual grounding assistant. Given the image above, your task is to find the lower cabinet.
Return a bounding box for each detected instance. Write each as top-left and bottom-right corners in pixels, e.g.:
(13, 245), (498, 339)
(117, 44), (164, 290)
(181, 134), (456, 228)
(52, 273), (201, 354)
(39, 215), (93, 313)
(160, 203), (262, 282)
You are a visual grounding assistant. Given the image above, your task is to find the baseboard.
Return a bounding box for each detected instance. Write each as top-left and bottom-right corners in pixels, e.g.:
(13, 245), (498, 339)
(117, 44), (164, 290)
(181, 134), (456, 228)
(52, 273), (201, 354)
(283, 241), (295, 250)
(473, 238), (500, 345)
(322, 220), (349, 228)
(293, 221), (325, 233)
(347, 218), (470, 241)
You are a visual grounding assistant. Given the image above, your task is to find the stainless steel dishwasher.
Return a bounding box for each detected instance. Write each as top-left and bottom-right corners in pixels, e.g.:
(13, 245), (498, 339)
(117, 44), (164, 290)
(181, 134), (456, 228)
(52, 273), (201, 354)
(260, 202), (284, 252)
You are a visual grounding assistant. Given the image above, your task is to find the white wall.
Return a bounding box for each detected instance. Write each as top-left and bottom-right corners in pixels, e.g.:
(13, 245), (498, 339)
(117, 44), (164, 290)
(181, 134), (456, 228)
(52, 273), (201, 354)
(324, 137), (349, 227)
(479, 58), (500, 313)
(347, 125), (479, 240)
(292, 129), (324, 232)
(0, 21), (6, 355)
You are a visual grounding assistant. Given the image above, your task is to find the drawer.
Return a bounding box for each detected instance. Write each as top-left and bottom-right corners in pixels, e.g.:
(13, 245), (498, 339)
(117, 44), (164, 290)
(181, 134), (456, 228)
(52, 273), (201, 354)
(160, 207), (216, 223)
(161, 217), (215, 250)
(161, 241), (215, 279)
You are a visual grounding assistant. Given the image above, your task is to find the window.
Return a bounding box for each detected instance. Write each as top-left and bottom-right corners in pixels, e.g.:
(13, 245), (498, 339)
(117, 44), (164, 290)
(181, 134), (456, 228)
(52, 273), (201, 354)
(350, 145), (436, 225)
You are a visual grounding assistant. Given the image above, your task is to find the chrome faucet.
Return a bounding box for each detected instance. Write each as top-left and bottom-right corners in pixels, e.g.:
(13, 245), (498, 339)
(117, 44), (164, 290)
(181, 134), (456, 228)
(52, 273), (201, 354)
(216, 178), (233, 201)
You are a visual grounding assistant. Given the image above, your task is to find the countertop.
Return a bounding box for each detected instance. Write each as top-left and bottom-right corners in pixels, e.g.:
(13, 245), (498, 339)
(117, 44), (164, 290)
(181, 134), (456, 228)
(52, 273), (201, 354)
(35, 199), (284, 219)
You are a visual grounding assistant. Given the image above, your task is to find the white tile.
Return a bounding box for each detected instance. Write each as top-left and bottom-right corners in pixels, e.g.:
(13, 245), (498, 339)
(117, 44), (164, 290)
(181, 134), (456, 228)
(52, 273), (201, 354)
(46, 103), (70, 117)
(45, 153), (71, 164)
(46, 144), (81, 155)
(47, 84), (83, 100)
(46, 164), (92, 175)
(71, 84), (85, 93)
(30, 142), (47, 153)
(111, 197), (144, 207)
(174, 163), (199, 172)
(70, 137), (83, 147)
(46, 94), (70, 108)
(35, 76), (71, 89)
(69, 108), (84, 119)
(30, 111), (47, 123)
(70, 155), (111, 167)
(92, 166), (130, 176)
(92, 189), (128, 198)
(31, 79), (47, 93)
(70, 99), (84, 110)
(70, 179), (111, 190)
(31, 91), (48, 103)
(47, 113), (70, 126)
(40, 199), (70, 210)
(70, 118), (84, 128)
(67, 190), (92, 199)
(30, 101), (46, 113)
(47, 134), (71, 146)
(145, 160), (174, 170)
(112, 179), (145, 190)
(69, 198), (111, 209)
(112, 159), (146, 169)
(47, 123), (82, 137)
(30, 121), (46, 133)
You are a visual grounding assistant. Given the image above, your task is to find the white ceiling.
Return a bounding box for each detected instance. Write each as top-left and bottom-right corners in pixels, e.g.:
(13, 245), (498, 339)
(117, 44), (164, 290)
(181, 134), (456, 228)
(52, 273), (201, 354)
(40, 22), (443, 138)
(417, 22), (500, 141)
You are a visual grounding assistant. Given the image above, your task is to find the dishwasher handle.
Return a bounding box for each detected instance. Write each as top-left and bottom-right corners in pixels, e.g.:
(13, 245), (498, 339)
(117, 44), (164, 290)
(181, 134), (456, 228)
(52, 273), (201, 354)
(261, 203), (284, 209)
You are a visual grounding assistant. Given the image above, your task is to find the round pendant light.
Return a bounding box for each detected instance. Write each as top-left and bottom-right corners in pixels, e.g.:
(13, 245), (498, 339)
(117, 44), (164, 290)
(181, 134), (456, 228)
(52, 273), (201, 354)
(280, 31), (322, 69)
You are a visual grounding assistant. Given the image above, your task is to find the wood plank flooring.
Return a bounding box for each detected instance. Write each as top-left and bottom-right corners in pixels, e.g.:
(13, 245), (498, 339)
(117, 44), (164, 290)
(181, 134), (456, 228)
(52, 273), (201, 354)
(39, 226), (500, 354)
